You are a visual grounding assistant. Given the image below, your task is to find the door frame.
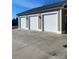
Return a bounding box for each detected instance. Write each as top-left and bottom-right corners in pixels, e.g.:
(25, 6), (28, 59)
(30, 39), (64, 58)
(28, 14), (42, 31)
(20, 16), (29, 30)
(41, 11), (59, 33)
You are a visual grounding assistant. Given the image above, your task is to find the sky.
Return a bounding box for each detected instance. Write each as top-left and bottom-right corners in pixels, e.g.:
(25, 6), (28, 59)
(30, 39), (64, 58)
(12, 0), (64, 18)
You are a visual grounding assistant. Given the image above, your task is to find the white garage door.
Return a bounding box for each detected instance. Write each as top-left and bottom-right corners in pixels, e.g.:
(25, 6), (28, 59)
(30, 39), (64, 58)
(30, 16), (38, 30)
(21, 17), (26, 29)
(44, 13), (58, 32)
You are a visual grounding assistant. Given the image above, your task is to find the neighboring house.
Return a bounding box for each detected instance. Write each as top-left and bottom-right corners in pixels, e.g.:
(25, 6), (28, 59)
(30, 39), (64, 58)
(17, 1), (67, 34)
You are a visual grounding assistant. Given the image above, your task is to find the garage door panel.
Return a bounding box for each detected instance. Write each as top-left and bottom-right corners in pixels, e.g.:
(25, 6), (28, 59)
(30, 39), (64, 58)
(44, 14), (58, 32)
(30, 16), (38, 30)
(21, 18), (26, 29)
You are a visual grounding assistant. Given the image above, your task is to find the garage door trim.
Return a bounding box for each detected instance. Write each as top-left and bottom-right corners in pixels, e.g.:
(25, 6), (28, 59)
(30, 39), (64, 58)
(29, 15), (42, 31)
(20, 17), (29, 30)
(42, 11), (58, 33)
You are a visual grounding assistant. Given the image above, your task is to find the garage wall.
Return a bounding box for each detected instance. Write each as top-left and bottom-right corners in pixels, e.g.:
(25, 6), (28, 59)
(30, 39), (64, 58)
(62, 9), (67, 33)
(26, 16), (29, 28)
(38, 15), (42, 29)
(18, 10), (63, 34)
(57, 9), (63, 34)
(58, 10), (61, 31)
(18, 17), (21, 29)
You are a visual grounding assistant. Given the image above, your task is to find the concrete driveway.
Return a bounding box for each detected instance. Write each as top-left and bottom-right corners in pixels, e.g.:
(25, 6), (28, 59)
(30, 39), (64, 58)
(12, 29), (67, 59)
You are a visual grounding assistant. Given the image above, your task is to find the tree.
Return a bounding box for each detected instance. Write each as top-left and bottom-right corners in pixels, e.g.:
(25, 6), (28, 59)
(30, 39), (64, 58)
(12, 18), (18, 26)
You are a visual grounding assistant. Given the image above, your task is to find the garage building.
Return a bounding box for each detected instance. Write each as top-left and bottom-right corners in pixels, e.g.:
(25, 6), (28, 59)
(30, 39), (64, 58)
(17, 1), (67, 34)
